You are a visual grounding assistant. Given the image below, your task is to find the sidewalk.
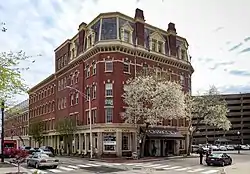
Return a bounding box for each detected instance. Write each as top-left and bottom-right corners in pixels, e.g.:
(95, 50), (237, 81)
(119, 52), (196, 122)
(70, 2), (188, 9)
(0, 162), (31, 174)
(224, 162), (250, 174)
(58, 153), (199, 163)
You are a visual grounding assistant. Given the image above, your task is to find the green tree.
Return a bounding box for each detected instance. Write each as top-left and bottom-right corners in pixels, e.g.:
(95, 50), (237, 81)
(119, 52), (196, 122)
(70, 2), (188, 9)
(55, 117), (77, 154)
(29, 121), (44, 147)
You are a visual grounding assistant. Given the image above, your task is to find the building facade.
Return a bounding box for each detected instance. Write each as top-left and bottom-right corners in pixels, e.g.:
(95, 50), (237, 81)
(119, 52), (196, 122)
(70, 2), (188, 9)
(28, 8), (193, 157)
(4, 99), (30, 147)
(193, 93), (250, 145)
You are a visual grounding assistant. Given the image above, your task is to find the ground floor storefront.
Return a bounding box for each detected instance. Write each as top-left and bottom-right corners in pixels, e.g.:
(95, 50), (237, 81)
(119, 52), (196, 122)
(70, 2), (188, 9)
(4, 135), (30, 148)
(30, 123), (190, 157)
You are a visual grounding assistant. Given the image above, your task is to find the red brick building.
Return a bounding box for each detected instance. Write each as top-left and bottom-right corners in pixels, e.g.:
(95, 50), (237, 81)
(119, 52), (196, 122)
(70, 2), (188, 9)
(4, 99), (30, 147)
(28, 8), (193, 157)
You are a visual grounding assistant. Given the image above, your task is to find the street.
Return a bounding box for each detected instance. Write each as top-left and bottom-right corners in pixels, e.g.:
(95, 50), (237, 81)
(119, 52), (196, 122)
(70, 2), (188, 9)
(17, 151), (250, 174)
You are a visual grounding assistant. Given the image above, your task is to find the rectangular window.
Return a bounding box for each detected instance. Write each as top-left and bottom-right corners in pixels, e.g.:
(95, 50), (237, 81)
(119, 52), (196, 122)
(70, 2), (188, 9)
(92, 109), (97, 124)
(92, 85), (96, 99)
(180, 75), (185, 86)
(75, 73), (79, 83)
(124, 30), (130, 43)
(75, 93), (79, 104)
(58, 99), (61, 110)
(123, 61), (130, 73)
(105, 83), (113, 97)
(70, 94), (74, 106)
(58, 59), (61, 70)
(86, 87), (90, 100)
(181, 49), (186, 60)
(64, 97), (66, 108)
(58, 81), (61, 91)
(152, 39), (157, 51)
(86, 66), (90, 77)
(158, 41), (163, 53)
(122, 134), (129, 150)
(86, 111), (90, 124)
(105, 108), (113, 123)
(92, 62), (96, 75)
(105, 61), (113, 72)
(61, 79), (64, 89)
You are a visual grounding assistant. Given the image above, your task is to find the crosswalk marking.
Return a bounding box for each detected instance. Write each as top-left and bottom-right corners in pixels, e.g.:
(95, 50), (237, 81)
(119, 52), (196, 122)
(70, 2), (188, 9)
(153, 165), (170, 169)
(87, 163), (101, 167)
(201, 170), (219, 174)
(176, 167), (192, 171)
(29, 169), (47, 174)
(67, 165), (79, 169)
(187, 168), (206, 172)
(47, 169), (63, 173)
(145, 164), (162, 167)
(58, 166), (74, 171)
(77, 164), (92, 168)
(163, 166), (181, 170)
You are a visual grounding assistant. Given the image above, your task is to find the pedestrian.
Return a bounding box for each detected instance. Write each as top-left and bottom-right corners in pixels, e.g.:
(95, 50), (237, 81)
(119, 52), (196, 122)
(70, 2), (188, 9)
(198, 147), (204, 165)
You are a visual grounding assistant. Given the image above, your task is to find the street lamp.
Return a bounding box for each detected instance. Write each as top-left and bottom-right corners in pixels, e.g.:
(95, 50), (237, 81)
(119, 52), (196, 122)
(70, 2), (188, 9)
(65, 86), (93, 158)
(237, 131), (240, 154)
(1, 101), (5, 162)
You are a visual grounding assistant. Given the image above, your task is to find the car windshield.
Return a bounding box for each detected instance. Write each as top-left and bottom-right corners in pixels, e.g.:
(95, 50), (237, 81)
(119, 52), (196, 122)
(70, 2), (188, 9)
(209, 154), (223, 158)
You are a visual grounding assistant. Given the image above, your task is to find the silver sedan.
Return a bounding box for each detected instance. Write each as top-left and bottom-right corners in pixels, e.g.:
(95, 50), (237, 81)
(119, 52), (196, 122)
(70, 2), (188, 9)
(27, 153), (59, 169)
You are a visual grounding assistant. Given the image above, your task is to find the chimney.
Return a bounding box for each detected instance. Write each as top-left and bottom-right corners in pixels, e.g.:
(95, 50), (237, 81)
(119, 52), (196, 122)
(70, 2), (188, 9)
(134, 8), (145, 21)
(78, 22), (87, 31)
(167, 22), (177, 34)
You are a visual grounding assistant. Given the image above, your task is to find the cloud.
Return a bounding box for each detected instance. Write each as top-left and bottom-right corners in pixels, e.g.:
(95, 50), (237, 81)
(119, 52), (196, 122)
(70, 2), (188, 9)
(219, 84), (250, 94)
(244, 37), (250, 42)
(213, 27), (224, 32)
(228, 43), (243, 52)
(239, 48), (250, 54)
(209, 61), (234, 70)
(197, 57), (214, 63)
(229, 70), (250, 76)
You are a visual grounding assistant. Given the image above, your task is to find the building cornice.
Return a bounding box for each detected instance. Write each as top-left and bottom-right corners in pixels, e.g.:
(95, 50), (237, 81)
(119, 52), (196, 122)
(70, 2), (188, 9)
(28, 74), (55, 94)
(56, 40), (194, 75)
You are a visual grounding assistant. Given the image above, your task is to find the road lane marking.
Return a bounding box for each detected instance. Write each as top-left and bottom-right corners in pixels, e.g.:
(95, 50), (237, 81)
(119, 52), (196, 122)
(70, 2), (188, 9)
(29, 169), (47, 174)
(187, 168), (206, 172)
(86, 163), (101, 167)
(153, 165), (170, 169)
(48, 169), (63, 173)
(58, 166), (74, 171)
(67, 165), (79, 169)
(201, 170), (219, 174)
(77, 164), (92, 167)
(163, 166), (181, 170)
(145, 164), (162, 167)
(176, 167), (192, 171)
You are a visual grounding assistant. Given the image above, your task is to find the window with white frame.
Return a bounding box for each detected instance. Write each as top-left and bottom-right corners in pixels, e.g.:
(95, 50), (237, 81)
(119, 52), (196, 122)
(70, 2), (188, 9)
(61, 98), (64, 109)
(180, 75), (185, 86)
(86, 111), (90, 124)
(70, 94), (74, 106)
(86, 66), (90, 77)
(158, 41), (163, 53)
(58, 99), (61, 110)
(58, 81), (61, 91)
(71, 74), (74, 85)
(152, 39), (157, 52)
(150, 32), (165, 53)
(75, 93), (79, 104)
(92, 62), (96, 75)
(92, 109), (97, 124)
(105, 60), (113, 72)
(64, 97), (66, 108)
(105, 83), (113, 97)
(105, 108), (113, 123)
(87, 35), (92, 48)
(123, 60), (130, 73)
(75, 72), (79, 83)
(123, 30), (130, 43)
(103, 133), (116, 151)
(122, 134), (129, 150)
(86, 87), (90, 100)
(64, 77), (67, 88)
(92, 85), (96, 99)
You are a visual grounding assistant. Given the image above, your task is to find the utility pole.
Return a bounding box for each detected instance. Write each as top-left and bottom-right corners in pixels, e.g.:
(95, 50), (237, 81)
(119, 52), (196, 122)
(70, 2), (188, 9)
(1, 101), (5, 162)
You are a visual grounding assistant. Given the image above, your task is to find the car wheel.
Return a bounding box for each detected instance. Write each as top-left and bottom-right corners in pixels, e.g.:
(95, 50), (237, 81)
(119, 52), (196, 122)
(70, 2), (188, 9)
(221, 161), (225, 167)
(35, 163), (40, 169)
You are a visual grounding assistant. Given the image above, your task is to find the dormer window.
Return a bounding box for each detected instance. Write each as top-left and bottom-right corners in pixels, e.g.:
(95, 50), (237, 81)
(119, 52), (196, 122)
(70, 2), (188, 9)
(181, 49), (186, 60)
(149, 31), (165, 54)
(120, 22), (133, 44)
(87, 29), (95, 49)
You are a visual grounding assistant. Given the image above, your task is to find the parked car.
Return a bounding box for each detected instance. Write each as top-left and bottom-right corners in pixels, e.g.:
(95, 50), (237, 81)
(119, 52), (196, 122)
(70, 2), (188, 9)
(219, 146), (227, 151)
(240, 145), (250, 150)
(40, 146), (55, 156)
(36, 148), (54, 157)
(211, 145), (219, 151)
(27, 153), (59, 169)
(206, 153), (232, 166)
(226, 145), (234, 150)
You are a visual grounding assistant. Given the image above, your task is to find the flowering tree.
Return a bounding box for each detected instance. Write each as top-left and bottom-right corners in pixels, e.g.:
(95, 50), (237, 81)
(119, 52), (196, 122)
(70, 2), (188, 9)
(186, 86), (231, 154)
(123, 72), (186, 157)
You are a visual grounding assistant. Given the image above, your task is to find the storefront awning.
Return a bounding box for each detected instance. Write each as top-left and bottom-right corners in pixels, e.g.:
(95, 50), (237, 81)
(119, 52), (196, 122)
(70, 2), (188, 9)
(145, 128), (185, 139)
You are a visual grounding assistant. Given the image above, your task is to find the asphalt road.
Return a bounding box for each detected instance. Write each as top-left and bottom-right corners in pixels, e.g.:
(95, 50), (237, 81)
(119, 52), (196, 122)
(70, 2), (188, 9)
(16, 150), (250, 174)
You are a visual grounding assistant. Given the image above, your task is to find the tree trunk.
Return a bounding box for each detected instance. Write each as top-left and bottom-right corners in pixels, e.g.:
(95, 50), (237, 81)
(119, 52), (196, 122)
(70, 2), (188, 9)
(187, 133), (193, 155)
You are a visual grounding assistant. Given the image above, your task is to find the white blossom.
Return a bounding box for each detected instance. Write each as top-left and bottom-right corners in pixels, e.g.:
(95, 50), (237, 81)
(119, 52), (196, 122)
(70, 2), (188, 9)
(123, 74), (186, 125)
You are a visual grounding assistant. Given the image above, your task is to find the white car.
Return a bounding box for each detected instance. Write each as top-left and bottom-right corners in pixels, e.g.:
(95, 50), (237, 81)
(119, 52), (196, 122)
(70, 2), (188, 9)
(226, 145), (234, 150)
(219, 146), (227, 151)
(27, 153), (59, 169)
(211, 145), (219, 151)
(240, 145), (250, 150)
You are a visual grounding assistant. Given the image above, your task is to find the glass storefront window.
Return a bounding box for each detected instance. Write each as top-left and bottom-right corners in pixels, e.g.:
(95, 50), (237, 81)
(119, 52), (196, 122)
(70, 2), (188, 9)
(122, 134), (129, 150)
(101, 18), (117, 40)
(103, 133), (116, 151)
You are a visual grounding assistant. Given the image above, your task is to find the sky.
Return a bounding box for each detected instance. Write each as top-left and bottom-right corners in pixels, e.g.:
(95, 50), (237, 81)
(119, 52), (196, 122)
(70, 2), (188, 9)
(0, 0), (250, 102)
